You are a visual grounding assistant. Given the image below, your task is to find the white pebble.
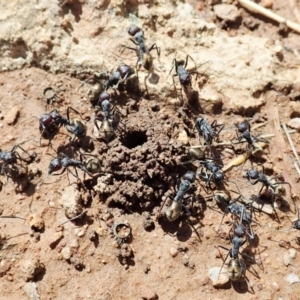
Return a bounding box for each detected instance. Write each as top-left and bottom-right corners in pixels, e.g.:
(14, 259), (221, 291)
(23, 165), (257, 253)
(169, 247), (178, 257)
(286, 273), (300, 285)
(208, 267), (230, 287)
(61, 247), (72, 260)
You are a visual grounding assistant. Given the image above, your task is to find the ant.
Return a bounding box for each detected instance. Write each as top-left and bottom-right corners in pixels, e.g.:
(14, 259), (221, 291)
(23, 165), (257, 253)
(64, 107), (87, 143)
(194, 117), (224, 146)
(236, 120), (269, 151)
(126, 25), (160, 75)
(168, 55), (208, 99)
(218, 191), (259, 240)
(123, 25), (160, 97)
(292, 207), (300, 231)
(39, 109), (65, 145)
(198, 159), (225, 188)
(217, 230), (257, 283)
(104, 64), (136, 92)
(160, 171), (196, 222)
(0, 142), (35, 183)
(39, 107), (86, 145)
(47, 149), (103, 179)
(94, 99), (120, 142)
(244, 167), (291, 197)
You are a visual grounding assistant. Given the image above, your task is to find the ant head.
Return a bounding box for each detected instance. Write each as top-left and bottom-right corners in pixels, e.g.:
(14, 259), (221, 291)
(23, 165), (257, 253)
(101, 99), (111, 111)
(237, 120), (250, 133)
(128, 25), (141, 36)
(246, 168), (259, 180)
(182, 171), (196, 183)
(215, 171), (224, 182)
(117, 64), (133, 79)
(99, 92), (111, 103)
(242, 130), (251, 139)
(195, 117), (204, 125)
(40, 113), (54, 127)
(48, 157), (62, 175)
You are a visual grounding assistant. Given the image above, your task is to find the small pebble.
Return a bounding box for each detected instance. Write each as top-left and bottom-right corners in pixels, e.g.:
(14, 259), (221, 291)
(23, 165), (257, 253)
(288, 118), (300, 131)
(21, 258), (44, 282)
(261, 0), (273, 8)
(213, 4), (240, 22)
(24, 282), (40, 300)
(61, 247), (72, 260)
(5, 105), (21, 125)
(208, 267), (230, 288)
(271, 281), (279, 291)
(69, 239), (79, 249)
(169, 247), (179, 257)
(289, 249), (297, 259)
(286, 273), (300, 285)
(283, 252), (292, 266)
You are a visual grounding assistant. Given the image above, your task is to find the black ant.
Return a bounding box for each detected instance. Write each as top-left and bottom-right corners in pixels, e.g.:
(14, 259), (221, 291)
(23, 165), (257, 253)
(104, 64), (136, 92)
(169, 55), (208, 99)
(160, 171), (196, 222)
(64, 107), (87, 143)
(39, 107), (86, 145)
(194, 117), (224, 146)
(39, 109), (65, 145)
(198, 159), (225, 188)
(217, 238), (248, 282)
(94, 99), (120, 142)
(123, 25), (160, 97)
(0, 141), (35, 183)
(217, 225), (258, 284)
(236, 120), (269, 151)
(126, 25), (160, 74)
(244, 168), (291, 197)
(47, 150), (103, 179)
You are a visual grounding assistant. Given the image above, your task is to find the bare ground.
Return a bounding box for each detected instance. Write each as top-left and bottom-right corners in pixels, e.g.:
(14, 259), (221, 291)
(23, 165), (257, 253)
(1, 0), (300, 299)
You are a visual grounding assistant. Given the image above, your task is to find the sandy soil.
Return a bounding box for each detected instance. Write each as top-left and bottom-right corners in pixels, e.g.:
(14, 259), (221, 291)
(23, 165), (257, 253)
(1, 0), (300, 299)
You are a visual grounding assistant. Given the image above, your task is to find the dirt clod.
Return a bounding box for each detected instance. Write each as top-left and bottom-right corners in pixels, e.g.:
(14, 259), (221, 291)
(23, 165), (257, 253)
(5, 105), (21, 125)
(28, 215), (44, 231)
(61, 247), (72, 260)
(169, 247), (179, 257)
(59, 186), (83, 219)
(21, 259), (44, 282)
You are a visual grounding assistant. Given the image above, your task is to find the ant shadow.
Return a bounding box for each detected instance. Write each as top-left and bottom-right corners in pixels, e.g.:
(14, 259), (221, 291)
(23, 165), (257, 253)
(159, 216), (193, 242)
(148, 72), (159, 85)
(231, 279), (254, 294)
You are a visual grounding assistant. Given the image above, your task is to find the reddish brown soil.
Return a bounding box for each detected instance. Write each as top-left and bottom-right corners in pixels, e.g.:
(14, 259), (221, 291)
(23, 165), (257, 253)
(1, 1), (300, 300)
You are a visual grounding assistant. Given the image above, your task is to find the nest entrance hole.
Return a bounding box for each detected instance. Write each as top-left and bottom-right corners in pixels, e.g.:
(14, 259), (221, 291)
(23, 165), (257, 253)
(121, 130), (147, 149)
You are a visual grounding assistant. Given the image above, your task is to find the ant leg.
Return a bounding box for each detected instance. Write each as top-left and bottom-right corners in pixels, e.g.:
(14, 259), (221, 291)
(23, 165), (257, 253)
(66, 107), (83, 121)
(184, 55), (189, 69)
(216, 245), (231, 277)
(50, 168), (67, 176)
(129, 38), (138, 46)
(167, 59), (177, 79)
(171, 74), (183, 102)
(158, 195), (172, 217)
(185, 54), (197, 69)
(70, 167), (79, 179)
(148, 43), (160, 58)
(1, 163), (11, 184)
(253, 133), (269, 144)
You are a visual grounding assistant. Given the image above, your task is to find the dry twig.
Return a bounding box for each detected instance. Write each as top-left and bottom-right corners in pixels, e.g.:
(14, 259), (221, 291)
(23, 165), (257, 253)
(238, 0), (300, 34)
